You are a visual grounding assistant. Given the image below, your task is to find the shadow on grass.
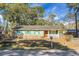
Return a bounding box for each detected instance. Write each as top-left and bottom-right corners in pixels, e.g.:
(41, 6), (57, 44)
(0, 40), (79, 56)
(0, 40), (76, 50)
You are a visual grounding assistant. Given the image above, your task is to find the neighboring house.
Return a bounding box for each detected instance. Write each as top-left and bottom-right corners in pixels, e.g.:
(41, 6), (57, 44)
(14, 25), (65, 40)
(65, 29), (79, 37)
(64, 22), (79, 37)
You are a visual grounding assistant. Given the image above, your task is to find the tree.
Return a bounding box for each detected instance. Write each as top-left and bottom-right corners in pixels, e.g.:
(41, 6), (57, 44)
(0, 25), (3, 29)
(1, 4), (30, 24)
(0, 3), (45, 25)
(48, 13), (56, 22)
(67, 3), (79, 37)
(32, 6), (44, 18)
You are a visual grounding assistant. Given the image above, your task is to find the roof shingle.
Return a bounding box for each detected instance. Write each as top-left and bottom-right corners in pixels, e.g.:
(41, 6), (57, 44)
(14, 25), (65, 31)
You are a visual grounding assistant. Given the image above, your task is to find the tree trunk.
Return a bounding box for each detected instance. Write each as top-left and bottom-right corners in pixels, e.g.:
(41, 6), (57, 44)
(75, 12), (78, 37)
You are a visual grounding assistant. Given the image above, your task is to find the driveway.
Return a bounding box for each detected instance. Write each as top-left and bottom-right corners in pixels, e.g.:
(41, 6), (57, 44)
(0, 49), (79, 56)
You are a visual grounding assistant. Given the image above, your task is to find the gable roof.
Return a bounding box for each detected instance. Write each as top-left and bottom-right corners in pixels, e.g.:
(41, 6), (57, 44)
(14, 25), (65, 31)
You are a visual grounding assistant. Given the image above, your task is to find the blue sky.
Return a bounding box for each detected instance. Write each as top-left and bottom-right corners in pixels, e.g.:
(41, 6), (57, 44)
(30, 3), (69, 22)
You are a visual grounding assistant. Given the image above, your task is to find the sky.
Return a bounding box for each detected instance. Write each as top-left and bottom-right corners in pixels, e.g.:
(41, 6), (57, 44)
(30, 3), (69, 22)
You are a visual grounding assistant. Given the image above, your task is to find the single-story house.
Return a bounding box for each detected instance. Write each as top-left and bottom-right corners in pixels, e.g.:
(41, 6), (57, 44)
(14, 25), (65, 40)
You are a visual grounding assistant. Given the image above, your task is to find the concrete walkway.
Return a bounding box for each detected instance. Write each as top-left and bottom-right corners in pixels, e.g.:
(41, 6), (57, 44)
(0, 49), (79, 56)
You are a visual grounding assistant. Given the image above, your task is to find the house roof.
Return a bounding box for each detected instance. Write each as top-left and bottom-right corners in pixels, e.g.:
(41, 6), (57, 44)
(14, 25), (65, 31)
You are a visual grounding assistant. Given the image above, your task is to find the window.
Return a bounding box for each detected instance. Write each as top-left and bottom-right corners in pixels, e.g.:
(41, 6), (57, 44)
(33, 31), (40, 35)
(49, 30), (58, 34)
(26, 31), (31, 34)
(15, 31), (23, 35)
(36, 31), (40, 35)
(24, 31), (40, 35)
